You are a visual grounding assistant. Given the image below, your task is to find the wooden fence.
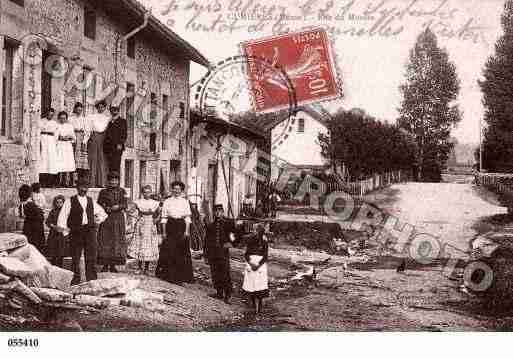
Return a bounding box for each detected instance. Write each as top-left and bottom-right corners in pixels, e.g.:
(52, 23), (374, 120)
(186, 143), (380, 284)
(475, 172), (513, 211)
(300, 169), (411, 198)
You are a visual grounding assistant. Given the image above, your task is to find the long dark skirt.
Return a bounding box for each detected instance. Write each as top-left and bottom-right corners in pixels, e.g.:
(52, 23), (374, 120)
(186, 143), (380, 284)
(88, 131), (107, 188)
(98, 211), (127, 266)
(209, 256), (232, 293)
(157, 218), (194, 284)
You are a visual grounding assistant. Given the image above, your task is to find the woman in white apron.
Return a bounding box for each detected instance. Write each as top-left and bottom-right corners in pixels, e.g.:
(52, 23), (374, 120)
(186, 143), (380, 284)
(55, 111), (76, 187)
(38, 108), (59, 187)
(243, 225), (270, 314)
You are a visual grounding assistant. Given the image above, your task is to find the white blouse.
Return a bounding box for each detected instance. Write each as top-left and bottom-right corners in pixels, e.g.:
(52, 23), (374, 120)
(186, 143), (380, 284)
(88, 113), (110, 133)
(70, 114), (91, 142)
(39, 119), (59, 135)
(56, 122), (76, 142)
(135, 198), (160, 213)
(160, 196), (191, 224)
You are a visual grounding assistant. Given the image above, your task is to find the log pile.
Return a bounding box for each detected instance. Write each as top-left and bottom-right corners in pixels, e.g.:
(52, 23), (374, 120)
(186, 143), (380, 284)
(0, 233), (164, 328)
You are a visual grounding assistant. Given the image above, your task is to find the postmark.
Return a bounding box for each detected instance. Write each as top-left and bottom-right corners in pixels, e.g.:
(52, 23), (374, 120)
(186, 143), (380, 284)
(195, 55), (298, 154)
(240, 28), (341, 112)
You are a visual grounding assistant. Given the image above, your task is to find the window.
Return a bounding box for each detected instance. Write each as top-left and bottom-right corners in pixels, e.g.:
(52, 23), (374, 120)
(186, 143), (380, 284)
(126, 82), (135, 148)
(170, 160), (181, 183)
(1, 40), (17, 138)
(162, 94), (169, 150)
(139, 160), (147, 188)
(298, 118), (305, 133)
(41, 51), (52, 116)
(179, 101), (185, 118)
(8, 0), (24, 6)
(84, 7), (96, 40)
(124, 160), (134, 199)
(149, 133), (157, 153)
(127, 37), (135, 59)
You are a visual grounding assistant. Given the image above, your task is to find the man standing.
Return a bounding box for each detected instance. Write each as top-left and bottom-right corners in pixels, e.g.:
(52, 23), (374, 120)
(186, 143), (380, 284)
(103, 105), (127, 173)
(204, 204), (236, 304)
(57, 178), (108, 285)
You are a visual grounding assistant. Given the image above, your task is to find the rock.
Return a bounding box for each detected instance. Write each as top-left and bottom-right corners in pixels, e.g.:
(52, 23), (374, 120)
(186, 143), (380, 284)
(121, 289), (164, 310)
(30, 287), (73, 302)
(69, 278), (140, 297)
(7, 244), (31, 261)
(0, 233), (28, 252)
(21, 245), (52, 287)
(47, 265), (74, 291)
(0, 272), (11, 283)
(72, 295), (120, 309)
(0, 257), (34, 278)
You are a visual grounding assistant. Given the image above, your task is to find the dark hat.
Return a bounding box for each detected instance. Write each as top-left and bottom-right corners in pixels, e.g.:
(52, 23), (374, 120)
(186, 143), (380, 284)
(76, 177), (90, 187)
(214, 204), (224, 211)
(95, 100), (107, 109)
(107, 171), (120, 180)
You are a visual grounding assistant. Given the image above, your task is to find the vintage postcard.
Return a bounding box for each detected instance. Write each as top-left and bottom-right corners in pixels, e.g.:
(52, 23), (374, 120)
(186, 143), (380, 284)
(0, 0), (512, 354)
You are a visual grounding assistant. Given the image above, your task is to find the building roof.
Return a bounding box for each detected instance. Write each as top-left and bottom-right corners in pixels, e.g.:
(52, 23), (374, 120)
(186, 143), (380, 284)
(95, 0), (210, 68)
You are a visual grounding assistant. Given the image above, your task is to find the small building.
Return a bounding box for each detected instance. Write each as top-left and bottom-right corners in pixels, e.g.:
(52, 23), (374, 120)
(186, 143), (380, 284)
(189, 111), (269, 220)
(271, 105), (331, 182)
(0, 0), (209, 230)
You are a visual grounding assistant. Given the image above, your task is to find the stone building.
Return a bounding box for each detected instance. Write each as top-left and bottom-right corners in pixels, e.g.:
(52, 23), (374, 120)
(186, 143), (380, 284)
(0, 0), (209, 230)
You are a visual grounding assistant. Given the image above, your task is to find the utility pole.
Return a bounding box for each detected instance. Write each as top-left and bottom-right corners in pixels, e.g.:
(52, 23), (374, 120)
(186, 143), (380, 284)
(479, 115), (483, 173)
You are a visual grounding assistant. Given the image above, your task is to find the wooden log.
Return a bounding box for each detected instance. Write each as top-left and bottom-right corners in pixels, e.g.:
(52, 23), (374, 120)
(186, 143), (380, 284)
(12, 279), (42, 304)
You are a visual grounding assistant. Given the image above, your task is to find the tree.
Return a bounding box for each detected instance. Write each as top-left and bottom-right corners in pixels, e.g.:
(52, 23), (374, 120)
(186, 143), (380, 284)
(318, 109), (417, 180)
(479, 0), (513, 172)
(397, 28), (462, 182)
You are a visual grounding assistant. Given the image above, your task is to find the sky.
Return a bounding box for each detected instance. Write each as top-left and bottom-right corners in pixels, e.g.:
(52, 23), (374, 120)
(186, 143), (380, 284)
(142, 0), (506, 145)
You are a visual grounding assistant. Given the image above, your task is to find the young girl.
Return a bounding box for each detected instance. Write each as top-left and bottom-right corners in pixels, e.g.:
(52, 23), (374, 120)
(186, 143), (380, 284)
(243, 224), (270, 314)
(18, 184), (45, 253)
(45, 195), (66, 267)
(56, 111), (76, 187)
(128, 185), (160, 274)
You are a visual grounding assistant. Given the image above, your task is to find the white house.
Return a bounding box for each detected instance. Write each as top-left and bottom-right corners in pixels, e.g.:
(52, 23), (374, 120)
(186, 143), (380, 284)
(271, 105), (331, 181)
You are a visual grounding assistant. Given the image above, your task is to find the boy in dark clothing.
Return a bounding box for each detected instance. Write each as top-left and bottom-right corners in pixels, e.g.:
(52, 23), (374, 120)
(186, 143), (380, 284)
(204, 204), (236, 304)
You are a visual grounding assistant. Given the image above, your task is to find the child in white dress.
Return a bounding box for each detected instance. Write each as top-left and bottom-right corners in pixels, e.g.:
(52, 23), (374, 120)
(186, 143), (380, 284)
(128, 185), (161, 274)
(243, 225), (270, 314)
(55, 111), (76, 187)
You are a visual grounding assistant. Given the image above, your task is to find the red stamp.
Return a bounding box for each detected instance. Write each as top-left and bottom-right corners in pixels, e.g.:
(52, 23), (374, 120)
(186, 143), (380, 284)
(240, 28), (339, 113)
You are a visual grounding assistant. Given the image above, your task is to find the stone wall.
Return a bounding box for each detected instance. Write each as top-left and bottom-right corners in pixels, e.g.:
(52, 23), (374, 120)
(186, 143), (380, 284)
(0, 0), (193, 228)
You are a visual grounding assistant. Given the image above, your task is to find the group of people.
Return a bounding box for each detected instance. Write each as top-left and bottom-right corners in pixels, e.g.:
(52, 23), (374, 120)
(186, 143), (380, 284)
(18, 177), (270, 312)
(38, 101), (127, 188)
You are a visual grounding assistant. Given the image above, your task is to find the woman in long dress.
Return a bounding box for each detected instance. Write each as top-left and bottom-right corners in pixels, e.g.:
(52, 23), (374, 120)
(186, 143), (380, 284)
(69, 102), (90, 184)
(87, 101), (109, 187)
(242, 224), (270, 314)
(157, 181), (194, 284)
(18, 185), (45, 253)
(128, 185), (161, 274)
(97, 171), (128, 272)
(55, 111), (76, 187)
(38, 108), (59, 188)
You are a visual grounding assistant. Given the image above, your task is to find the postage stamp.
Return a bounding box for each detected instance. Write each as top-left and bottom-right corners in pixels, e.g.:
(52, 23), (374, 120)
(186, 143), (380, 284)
(195, 55), (297, 151)
(240, 28), (341, 113)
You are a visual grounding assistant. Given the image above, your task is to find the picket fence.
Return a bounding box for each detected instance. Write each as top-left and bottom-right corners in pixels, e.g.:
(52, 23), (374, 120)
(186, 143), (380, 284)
(299, 169), (411, 199)
(475, 172), (513, 203)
